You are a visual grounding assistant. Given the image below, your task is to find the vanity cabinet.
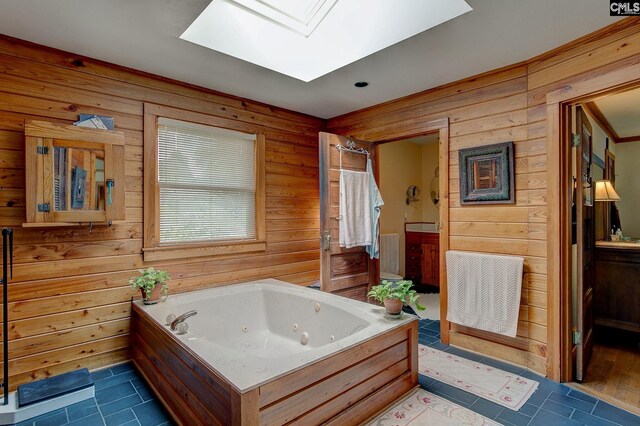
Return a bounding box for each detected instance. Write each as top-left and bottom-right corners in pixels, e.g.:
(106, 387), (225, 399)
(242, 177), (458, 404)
(24, 120), (126, 226)
(405, 224), (440, 289)
(593, 243), (640, 332)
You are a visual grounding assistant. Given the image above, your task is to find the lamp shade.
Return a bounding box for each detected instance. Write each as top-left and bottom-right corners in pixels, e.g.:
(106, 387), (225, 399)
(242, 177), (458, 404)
(594, 180), (621, 202)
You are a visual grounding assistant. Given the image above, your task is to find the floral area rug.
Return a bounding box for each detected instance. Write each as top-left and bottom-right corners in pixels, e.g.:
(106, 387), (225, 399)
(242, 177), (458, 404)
(367, 389), (501, 425)
(418, 345), (539, 411)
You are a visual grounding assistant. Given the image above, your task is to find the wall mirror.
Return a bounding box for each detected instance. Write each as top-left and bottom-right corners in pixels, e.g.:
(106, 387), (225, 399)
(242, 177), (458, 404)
(459, 141), (514, 205)
(54, 146), (106, 212)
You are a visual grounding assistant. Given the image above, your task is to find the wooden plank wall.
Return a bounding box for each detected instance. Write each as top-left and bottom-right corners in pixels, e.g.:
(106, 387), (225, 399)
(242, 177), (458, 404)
(328, 18), (640, 376)
(0, 35), (324, 389)
(0, 17), (639, 385)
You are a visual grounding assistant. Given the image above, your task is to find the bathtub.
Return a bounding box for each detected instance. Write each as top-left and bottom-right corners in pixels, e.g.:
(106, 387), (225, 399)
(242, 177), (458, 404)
(131, 278), (419, 425)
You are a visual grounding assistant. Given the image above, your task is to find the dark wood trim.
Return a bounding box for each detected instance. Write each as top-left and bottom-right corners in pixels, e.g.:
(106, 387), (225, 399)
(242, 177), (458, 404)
(580, 102), (640, 146)
(582, 102), (620, 143)
(615, 135), (640, 143)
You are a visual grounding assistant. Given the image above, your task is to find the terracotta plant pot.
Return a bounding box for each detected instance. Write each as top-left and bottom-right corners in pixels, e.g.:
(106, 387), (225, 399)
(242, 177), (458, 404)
(383, 298), (403, 315)
(141, 285), (163, 305)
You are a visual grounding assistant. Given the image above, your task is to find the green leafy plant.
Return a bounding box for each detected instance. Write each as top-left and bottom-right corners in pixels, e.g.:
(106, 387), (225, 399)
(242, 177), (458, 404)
(129, 267), (170, 298)
(367, 280), (425, 311)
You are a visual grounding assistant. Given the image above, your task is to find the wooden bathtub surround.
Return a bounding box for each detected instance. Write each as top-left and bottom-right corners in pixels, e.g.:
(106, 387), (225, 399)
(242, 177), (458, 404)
(131, 303), (419, 425)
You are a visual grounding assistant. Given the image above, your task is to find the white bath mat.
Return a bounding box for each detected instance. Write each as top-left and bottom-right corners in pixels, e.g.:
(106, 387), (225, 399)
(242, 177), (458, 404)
(418, 345), (539, 411)
(409, 293), (440, 320)
(367, 388), (500, 425)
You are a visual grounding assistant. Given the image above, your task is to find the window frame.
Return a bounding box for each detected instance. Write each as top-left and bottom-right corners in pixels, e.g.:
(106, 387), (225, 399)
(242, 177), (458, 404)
(143, 103), (266, 261)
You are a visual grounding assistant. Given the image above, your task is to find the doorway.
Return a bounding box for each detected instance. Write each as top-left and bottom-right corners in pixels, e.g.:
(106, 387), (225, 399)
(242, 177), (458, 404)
(563, 88), (640, 411)
(318, 118), (451, 341)
(377, 133), (441, 320)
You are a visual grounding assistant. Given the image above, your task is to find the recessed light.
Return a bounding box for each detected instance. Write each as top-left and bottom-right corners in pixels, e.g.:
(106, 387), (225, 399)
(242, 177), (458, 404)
(354, 81), (369, 88)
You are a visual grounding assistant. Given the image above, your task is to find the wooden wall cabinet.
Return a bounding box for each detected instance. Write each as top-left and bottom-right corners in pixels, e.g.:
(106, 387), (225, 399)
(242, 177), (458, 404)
(405, 227), (440, 289)
(24, 120), (125, 226)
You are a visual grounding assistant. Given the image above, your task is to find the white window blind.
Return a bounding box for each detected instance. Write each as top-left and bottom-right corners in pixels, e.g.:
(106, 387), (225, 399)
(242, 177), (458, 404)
(157, 117), (256, 244)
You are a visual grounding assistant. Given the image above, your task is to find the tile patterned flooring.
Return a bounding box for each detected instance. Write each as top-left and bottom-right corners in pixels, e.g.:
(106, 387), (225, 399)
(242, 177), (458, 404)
(14, 318), (640, 425)
(418, 319), (640, 426)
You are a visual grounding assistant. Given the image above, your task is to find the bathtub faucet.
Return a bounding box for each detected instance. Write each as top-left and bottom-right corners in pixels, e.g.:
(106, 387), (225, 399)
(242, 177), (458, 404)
(170, 310), (197, 331)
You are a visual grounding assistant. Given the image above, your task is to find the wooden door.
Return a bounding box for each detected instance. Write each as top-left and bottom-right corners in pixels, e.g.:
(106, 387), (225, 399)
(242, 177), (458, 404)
(575, 106), (595, 381)
(319, 132), (377, 301)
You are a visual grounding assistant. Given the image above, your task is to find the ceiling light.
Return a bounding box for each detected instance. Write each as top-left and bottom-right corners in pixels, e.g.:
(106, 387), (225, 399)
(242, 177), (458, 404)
(181, 0), (472, 82)
(354, 81), (369, 88)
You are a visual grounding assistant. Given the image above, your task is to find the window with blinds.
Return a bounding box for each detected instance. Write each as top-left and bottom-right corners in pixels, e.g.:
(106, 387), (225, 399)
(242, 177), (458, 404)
(157, 117), (257, 244)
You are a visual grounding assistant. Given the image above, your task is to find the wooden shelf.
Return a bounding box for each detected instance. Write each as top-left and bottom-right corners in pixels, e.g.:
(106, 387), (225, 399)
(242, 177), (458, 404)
(22, 221), (126, 228)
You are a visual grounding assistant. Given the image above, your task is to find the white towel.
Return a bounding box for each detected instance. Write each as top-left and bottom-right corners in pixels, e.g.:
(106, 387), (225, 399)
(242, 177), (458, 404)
(339, 169), (371, 248)
(446, 250), (524, 337)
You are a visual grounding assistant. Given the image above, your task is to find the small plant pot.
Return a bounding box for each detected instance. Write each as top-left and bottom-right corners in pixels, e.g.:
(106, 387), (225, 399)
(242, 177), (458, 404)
(141, 285), (163, 305)
(383, 298), (404, 315)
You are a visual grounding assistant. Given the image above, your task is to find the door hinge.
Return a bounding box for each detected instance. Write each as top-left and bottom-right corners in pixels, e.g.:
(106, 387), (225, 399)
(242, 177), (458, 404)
(572, 331), (582, 345)
(37, 203), (51, 212)
(321, 232), (331, 251)
(572, 134), (581, 147)
(36, 146), (49, 154)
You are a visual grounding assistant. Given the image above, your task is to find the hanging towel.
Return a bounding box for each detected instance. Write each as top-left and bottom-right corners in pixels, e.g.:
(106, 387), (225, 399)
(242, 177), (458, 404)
(339, 169), (372, 248)
(446, 250), (524, 337)
(365, 158), (384, 259)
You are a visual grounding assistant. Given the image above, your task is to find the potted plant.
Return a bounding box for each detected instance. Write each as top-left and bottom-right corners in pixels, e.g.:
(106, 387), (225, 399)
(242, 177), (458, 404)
(367, 280), (425, 316)
(129, 267), (171, 305)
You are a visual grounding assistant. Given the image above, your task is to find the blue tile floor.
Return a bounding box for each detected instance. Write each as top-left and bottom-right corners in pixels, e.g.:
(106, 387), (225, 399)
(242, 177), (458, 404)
(417, 318), (640, 426)
(15, 318), (640, 425)
(15, 363), (173, 426)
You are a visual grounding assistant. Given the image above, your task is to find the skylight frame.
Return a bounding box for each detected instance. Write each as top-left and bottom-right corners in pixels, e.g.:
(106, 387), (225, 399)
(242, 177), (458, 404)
(181, 0), (472, 82)
(229, 0), (339, 36)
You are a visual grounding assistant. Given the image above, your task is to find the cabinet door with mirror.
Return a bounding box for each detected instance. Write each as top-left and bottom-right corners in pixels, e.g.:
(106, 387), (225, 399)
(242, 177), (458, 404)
(24, 120), (125, 226)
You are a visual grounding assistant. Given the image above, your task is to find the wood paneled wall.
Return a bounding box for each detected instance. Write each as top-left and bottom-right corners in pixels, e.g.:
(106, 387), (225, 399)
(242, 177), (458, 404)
(328, 18), (640, 377)
(1, 16), (639, 385)
(0, 35), (324, 389)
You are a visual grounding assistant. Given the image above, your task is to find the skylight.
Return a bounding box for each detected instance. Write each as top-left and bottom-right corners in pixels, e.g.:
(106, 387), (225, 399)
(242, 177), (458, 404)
(181, 0), (472, 82)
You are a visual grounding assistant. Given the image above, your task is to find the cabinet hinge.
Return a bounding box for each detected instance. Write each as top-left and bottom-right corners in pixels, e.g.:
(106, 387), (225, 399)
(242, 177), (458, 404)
(572, 331), (582, 345)
(36, 146), (49, 154)
(571, 134), (581, 147)
(37, 203), (51, 212)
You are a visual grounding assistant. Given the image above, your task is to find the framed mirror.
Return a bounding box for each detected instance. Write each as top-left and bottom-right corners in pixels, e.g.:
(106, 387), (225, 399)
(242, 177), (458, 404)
(459, 141), (514, 205)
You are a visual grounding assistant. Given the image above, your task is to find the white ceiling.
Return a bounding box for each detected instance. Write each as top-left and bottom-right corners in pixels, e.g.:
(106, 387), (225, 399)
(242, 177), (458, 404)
(594, 88), (640, 139)
(181, 0), (471, 81)
(0, 0), (623, 119)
